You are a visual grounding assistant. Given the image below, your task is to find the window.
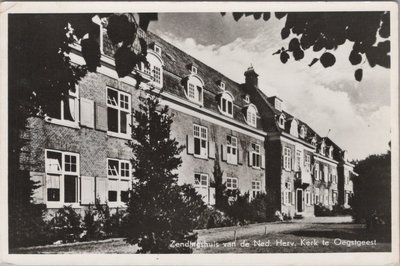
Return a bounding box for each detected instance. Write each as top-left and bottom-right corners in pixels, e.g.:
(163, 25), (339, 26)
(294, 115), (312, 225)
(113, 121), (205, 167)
(315, 188), (320, 204)
(314, 163), (320, 180)
(246, 105), (257, 127)
(194, 173), (213, 205)
(46, 86), (79, 127)
(45, 150), (79, 206)
(323, 165), (328, 182)
(300, 126), (306, 138)
(244, 95), (250, 103)
(152, 66), (161, 84)
(277, 114), (285, 129)
(227, 135), (238, 164)
(185, 76), (203, 104)
(283, 182), (292, 205)
(226, 177), (238, 190)
(320, 141), (326, 155)
(141, 52), (163, 87)
(345, 171), (350, 184)
(154, 44), (161, 55)
(296, 150), (302, 171)
(324, 189), (329, 205)
(219, 92), (234, 117)
(220, 81), (225, 90)
(251, 180), (261, 199)
(332, 191), (338, 205)
(107, 88), (131, 137)
(345, 192), (350, 205)
(251, 143), (261, 168)
(107, 159), (131, 204)
(329, 146), (334, 158)
(305, 191), (311, 206)
(283, 147), (292, 170)
(191, 65), (198, 74)
(305, 155), (311, 172)
(193, 124), (208, 158)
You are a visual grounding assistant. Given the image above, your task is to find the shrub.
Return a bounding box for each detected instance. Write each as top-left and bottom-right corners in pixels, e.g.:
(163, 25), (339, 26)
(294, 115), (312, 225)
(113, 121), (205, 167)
(50, 205), (83, 243)
(196, 207), (235, 229)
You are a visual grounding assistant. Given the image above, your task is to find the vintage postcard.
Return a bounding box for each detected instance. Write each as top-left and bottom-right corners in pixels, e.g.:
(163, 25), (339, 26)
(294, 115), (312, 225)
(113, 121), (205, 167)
(0, 1), (398, 265)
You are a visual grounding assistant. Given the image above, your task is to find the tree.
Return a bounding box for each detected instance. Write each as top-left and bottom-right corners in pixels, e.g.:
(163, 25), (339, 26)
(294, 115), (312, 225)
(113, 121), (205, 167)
(124, 90), (205, 253)
(223, 12), (390, 81)
(351, 151), (391, 229)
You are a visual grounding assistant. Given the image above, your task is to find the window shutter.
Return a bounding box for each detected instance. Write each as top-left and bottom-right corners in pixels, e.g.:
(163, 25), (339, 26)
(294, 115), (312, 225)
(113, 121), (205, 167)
(80, 98), (94, 128)
(30, 172), (45, 204)
(248, 151), (252, 167)
(95, 103), (108, 131)
(291, 191), (295, 205)
(237, 149), (243, 165)
(221, 145), (227, 162)
(187, 135), (194, 155)
(261, 153), (265, 169)
(208, 187), (216, 205)
(95, 177), (107, 204)
(208, 141), (215, 159)
(81, 176), (95, 205)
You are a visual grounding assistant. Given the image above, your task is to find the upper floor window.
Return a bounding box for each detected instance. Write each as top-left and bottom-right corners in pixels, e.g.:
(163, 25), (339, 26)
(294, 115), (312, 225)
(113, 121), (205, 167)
(107, 158), (131, 204)
(145, 51), (164, 88)
(184, 75), (204, 105)
(226, 177), (238, 190)
(250, 143), (261, 168)
(314, 162), (320, 180)
(320, 141), (326, 155)
(191, 65), (198, 74)
(300, 125), (306, 139)
(311, 136), (317, 146)
(107, 87), (131, 137)
(154, 44), (162, 55)
(227, 135), (238, 165)
(278, 114), (286, 129)
(219, 92), (234, 117)
(244, 94), (250, 103)
(290, 119), (299, 137)
(295, 150), (302, 171)
(323, 165), (328, 182)
(283, 147), (292, 171)
(305, 154), (311, 172)
(45, 149), (79, 207)
(193, 124), (208, 158)
(246, 104), (258, 127)
(329, 146), (334, 158)
(46, 86), (79, 128)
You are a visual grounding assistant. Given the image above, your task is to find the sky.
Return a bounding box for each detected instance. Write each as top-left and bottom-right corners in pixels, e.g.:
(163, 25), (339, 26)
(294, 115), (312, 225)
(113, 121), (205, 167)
(149, 13), (391, 160)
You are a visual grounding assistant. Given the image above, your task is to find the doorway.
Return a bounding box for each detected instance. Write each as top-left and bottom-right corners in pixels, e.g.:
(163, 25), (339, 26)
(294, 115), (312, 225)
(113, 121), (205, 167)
(296, 189), (304, 213)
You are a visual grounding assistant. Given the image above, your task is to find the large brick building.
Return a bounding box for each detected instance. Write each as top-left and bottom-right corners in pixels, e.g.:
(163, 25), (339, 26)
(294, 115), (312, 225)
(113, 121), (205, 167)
(21, 18), (355, 218)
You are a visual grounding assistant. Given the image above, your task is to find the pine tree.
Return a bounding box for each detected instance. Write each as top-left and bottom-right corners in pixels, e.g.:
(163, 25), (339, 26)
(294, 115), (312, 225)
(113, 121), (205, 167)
(124, 90), (205, 253)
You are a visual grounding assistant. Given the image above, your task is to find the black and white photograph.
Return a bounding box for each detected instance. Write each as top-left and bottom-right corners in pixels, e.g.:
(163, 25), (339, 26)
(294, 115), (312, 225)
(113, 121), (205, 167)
(1, 1), (398, 265)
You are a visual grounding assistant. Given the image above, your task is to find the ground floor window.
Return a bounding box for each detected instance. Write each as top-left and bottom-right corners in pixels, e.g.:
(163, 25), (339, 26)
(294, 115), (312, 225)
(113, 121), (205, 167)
(332, 191), (338, 205)
(314, 188), (320, 205)
(107, 158), (131, 204)
(194, 173), (213, 205)
(283, 182), (292, 205)
(251, 180), (261, 199)
(305, 191), (311, 206)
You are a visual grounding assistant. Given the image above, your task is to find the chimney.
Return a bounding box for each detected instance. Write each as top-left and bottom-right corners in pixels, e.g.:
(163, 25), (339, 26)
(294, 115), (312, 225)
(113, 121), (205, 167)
(244, 65), (259, 88)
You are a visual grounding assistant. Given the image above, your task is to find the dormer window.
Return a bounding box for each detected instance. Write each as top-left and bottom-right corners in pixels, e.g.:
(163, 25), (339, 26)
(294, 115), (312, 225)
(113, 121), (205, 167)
(184, 75), (204, 105)
(329, 146), (334, 158)
(300, 125), (307, 139)
(320, 140), (326, 155)
(246, 104), (258, 127)
(311, 136), (317, 146)
(191, 65), (198, 74)
(143, 50), (164, 88)
(154, 44), (161, 55)
(219, 91), (234, 117)
(290, 119), (298, 137)
(219, 81), (225, 90)
(278, 114), (286, 129)
(244, 95), (250, 103)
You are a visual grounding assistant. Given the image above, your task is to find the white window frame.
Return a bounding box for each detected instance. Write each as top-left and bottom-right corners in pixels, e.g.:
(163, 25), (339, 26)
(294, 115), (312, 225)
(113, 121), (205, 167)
(314, 162), (320, 180)
(107, 158), (131, 207)
(219, 92), (234, 117)
(283, 182), (291, 205)
(300, 126), (306, 138)
(45, 85), (80, 129)
(106, 87), (131, 139)
(193, 124), (208, 159)
(305, 191), (311, 206)
(244, 95), (250, 103)
(323, 165), (329, 182)
(191, 65), (198, 74)
(332, 190), (338, 205)
(220, 81), (225, 90)
(278, 114), (286, 129)
(296, 150), (302, 171)
(45, 149), (80, 208)
(251, 143), (261, 168)
(194, 173), (211, 205)
(226, 177), (238, 190)
(251, 180), (261, 200)
(185, 76), (203, 105)
(246, 105), (257, 127)
(283, 147), (292, 171)
(227, 135), (238, 165)
(305, 154), (311, 172)
(329, 146), (334, 158)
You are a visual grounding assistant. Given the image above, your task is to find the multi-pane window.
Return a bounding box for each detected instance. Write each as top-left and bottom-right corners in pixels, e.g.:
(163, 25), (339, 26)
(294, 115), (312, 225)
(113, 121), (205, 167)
(283, 182), (291, 205)
(246, 105), (257, 127)
(227, 135), (238, 164)
(186, 76), (203, 104)
(332, 191), (338, 205)
(305, 155), (311, 171)
(323, 165), (329, 182)
(251, 143), (261, 168)
(283, 147), (292, 170)
(194, 173), (213, 205)
(193, 124), (208, 158)
(152, 66), (161, 84)
(107, 88), (131, 136)
(296, 150), (302, 171)
(305, 191), (311, 206)
(314, 162), (320, 180)
(324, 189), (329, 205)
(47, 87), (79, 126)
(45, 150), (79, 205)
(107, 159), (131, 204)
(226, 177), (238, 190)
(251, 180), (261, 199)
(220, 92), (233, 117)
